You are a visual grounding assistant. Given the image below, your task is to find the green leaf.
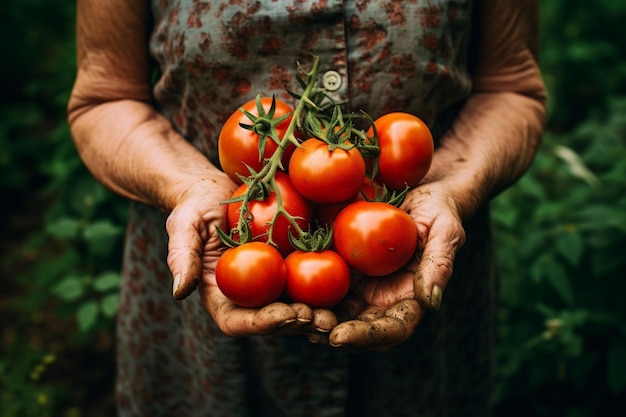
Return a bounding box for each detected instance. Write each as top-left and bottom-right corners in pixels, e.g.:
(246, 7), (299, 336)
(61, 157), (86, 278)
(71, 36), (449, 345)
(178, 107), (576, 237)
(82, 220), (122, 241)
(517, 175), (546, 201)
(84, 220), (124, 257)
(607, 340), (626, 393)
(52, 276), (84, 301)
(93, 271), (121, 292)
(555, 227), (584, 266)
(491, 204), (518, 229)
(535, 303), (556, 318)
(576, 205), (625, 232)
(45, 217), (81, 239)
(561, 330), (583, 357)
(544, 259), (575, 306)
(101, 293), (119, 318)
(554, 145), (600, 187)
(76, 301), (99, 332)
(529, 255), (546, 283)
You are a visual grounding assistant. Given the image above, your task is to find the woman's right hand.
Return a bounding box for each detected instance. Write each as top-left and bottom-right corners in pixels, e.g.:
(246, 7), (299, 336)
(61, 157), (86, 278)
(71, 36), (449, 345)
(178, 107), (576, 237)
(165, 170), (338, 337)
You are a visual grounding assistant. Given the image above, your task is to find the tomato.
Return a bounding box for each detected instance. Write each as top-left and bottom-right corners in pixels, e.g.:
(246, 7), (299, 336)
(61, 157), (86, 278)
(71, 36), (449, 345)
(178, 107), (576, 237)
(288, 138), (366, 204)
(333, 201), (418, 276)
(314, 177), (380, 226)
(218, 97), (296, 184)
(227, 172), (313, 256)
(215, 242), (287, 308)
(285, 250), (351, 308)
(368, 112), (434, 191)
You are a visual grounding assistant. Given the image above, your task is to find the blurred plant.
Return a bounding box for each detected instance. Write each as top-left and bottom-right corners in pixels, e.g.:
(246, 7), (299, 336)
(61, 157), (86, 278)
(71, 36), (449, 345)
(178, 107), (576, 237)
(0, 1), (124, 415)
(1, 0), (128, 333)
(540, 0), (626, 130)
(0, 350), (62, 417)
(492, 97), (626, 416)
(2, 0), (626, 416)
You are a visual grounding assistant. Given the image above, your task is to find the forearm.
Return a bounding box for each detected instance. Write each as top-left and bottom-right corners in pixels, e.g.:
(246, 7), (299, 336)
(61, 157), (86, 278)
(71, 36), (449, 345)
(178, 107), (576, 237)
(422, 0), (547, 221)
(68, 98), (226, 212)
(67, 0), (231, 212)
(425, 89), (546, 221)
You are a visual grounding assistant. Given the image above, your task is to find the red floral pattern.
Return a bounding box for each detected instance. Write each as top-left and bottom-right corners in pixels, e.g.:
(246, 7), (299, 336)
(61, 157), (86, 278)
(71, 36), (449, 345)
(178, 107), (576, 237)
(117, 1), (496, 416)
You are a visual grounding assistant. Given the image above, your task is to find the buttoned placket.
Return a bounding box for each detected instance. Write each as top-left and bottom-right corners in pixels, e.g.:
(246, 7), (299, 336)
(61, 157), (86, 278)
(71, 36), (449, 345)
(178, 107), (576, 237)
(314, 0), (349, 105)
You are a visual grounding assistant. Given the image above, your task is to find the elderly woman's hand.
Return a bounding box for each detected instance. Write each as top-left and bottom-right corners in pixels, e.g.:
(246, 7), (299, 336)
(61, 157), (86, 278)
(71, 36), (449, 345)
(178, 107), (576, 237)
(306, 182), (466, 352)
(166, 171), (338, 337)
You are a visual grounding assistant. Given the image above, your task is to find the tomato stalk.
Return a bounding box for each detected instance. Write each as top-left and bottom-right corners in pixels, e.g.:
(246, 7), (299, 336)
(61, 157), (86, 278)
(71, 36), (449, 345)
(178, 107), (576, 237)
(218, 56), (323, 249)
(260, 56), (322, 183)
(263, 178), (307, 248)
(218, 55), (392, 253)
(256, 58), (324, 246)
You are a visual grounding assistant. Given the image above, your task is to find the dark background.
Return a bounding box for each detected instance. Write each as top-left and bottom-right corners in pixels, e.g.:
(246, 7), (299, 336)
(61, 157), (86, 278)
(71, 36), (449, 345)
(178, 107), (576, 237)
(1, 1), (625, 416)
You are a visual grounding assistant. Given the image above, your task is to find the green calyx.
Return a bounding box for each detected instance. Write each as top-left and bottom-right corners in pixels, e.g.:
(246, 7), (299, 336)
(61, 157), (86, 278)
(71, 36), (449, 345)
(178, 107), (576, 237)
(238, 94), (292, 163)
(363, 181), (410, 207)
(289, 224), (334, 252)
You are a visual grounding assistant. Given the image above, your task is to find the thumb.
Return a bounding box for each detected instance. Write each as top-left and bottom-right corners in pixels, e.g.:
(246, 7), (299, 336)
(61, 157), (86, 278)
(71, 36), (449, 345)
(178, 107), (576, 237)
(165, 207), (205, 300)
(414, 221), (465, 310)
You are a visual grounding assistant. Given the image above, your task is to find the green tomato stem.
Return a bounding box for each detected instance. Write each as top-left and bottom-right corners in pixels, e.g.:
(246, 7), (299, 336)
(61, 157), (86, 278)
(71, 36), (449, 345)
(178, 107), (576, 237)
(234, 56), (322, 248)
(264, 56), (321, 184)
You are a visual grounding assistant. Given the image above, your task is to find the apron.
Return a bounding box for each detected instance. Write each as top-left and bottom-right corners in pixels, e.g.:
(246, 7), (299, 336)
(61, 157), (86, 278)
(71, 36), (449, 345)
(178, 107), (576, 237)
(116, 1), (496, 416)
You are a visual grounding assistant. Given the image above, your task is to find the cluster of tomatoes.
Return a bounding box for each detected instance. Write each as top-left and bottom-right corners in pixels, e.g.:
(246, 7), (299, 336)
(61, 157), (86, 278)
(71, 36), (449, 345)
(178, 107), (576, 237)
(214, 61), (434, 309)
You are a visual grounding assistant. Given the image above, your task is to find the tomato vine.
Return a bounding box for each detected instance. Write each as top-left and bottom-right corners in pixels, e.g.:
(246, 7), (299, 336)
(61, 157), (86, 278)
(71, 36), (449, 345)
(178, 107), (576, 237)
(216, 55), (382, 251)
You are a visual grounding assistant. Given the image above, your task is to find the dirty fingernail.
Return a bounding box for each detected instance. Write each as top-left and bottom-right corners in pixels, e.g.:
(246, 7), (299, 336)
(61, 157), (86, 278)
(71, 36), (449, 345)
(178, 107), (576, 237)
(430, 285), (443, 311)
(173, 273), (182, 297)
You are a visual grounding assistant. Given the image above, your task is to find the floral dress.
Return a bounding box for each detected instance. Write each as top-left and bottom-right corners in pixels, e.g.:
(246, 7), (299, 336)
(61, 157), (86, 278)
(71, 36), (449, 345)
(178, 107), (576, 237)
(116, 0), (496, 416)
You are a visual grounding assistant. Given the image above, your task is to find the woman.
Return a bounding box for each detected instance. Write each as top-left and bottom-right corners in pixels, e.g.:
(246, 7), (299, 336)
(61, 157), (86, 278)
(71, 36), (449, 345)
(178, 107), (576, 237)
(68, 0), (546, 415)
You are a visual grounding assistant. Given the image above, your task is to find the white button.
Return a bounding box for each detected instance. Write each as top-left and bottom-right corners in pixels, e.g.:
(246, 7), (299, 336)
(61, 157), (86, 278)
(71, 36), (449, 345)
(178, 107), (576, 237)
(322, 70), (342, 91)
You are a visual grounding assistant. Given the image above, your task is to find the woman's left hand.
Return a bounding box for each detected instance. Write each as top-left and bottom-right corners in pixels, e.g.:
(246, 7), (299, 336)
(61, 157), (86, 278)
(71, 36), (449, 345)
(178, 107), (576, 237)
(310, 182), (467, 352)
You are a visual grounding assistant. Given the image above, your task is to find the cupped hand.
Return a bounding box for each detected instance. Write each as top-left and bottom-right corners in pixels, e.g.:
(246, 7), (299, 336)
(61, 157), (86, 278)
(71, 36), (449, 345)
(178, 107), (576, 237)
(314, 183), (467, 352)
(164, 170), (336, 337)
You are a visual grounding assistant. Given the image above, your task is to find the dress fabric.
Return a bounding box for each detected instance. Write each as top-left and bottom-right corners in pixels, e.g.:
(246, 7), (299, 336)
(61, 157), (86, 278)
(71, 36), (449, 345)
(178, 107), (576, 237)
(116, 1), (496, 416)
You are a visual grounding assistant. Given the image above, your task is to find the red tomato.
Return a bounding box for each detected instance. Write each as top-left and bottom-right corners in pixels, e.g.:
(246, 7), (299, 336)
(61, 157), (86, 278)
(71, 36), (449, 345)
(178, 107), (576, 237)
(285, 250), (351, 308)
(288, 138), (366, 204)
(215, 242), (286, 307)
(218, 97), (296, 184)
(368, 112), (434, 191)
(333, 201), (418, 276)
(314, 177), (380, 226)
(227, 172), (313, 256)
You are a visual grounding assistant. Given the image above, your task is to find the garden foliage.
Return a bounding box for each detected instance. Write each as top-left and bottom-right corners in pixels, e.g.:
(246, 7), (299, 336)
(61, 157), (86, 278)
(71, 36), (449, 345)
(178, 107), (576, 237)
(1, 0), (625, 416)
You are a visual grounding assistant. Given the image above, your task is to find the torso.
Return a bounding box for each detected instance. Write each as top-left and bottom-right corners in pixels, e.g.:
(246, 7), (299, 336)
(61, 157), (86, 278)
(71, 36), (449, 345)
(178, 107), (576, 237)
(115, 2), (497, 416)
(149, 0), (474, 161)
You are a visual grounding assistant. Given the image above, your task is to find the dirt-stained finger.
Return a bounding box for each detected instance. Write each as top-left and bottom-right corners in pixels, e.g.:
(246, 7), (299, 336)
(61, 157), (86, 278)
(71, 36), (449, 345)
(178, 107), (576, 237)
(312, 308), (338, 332)
(355, 306), (386, 322)
(201, 282), (298, 337)
(274, 306), (339, 337)
(270, 303), (314, 336)
(290, 302), (314, 323)
(386, 298), (423, 324)
(328, 299), (423, 351)
(328, 320), (397, 352)
(223, 303), (297, 336)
